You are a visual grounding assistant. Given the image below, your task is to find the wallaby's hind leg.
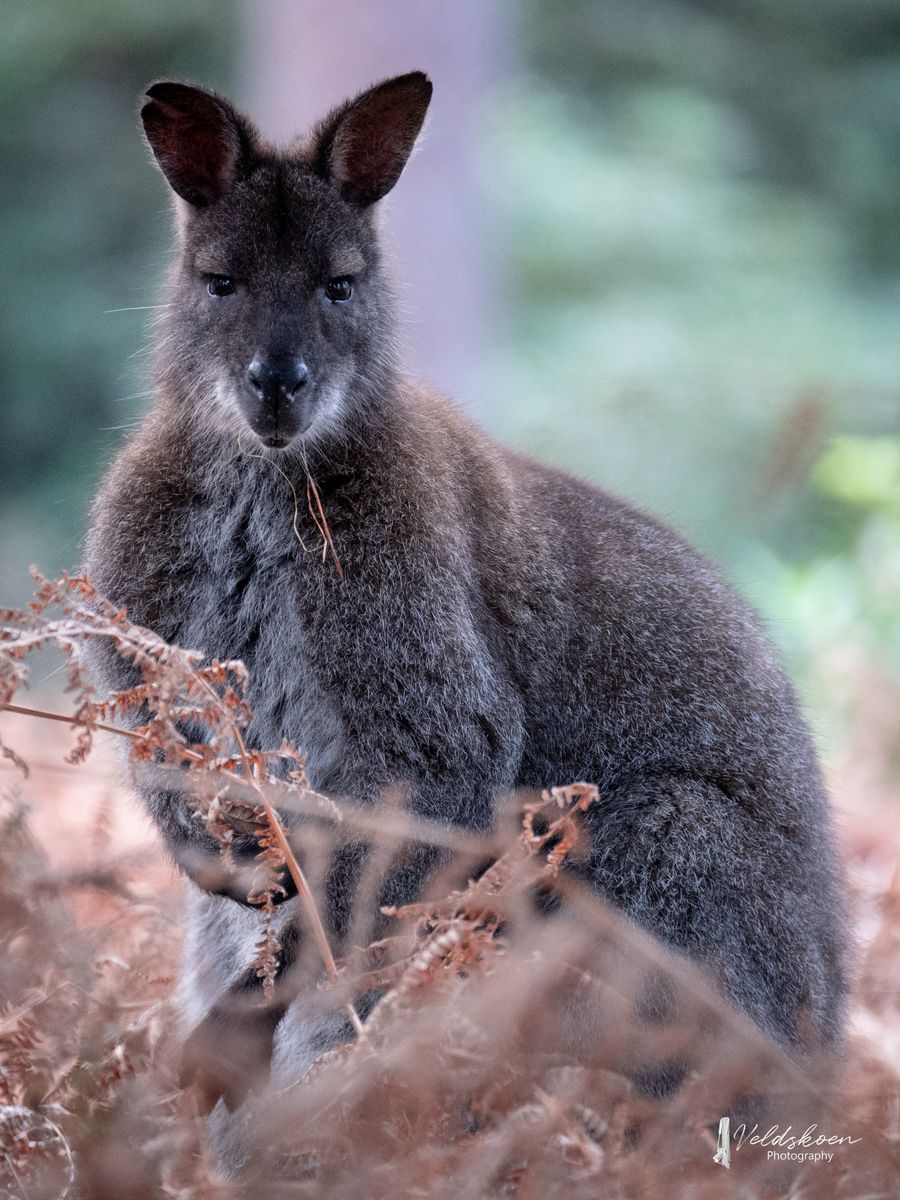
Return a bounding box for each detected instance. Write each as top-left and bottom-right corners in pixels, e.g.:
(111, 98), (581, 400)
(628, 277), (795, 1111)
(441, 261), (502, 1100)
(584, 775), (846, 1052)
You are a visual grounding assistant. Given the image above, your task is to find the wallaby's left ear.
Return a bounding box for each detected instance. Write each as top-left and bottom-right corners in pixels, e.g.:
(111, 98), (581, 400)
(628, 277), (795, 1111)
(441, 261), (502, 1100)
(312, 71), (432, 207)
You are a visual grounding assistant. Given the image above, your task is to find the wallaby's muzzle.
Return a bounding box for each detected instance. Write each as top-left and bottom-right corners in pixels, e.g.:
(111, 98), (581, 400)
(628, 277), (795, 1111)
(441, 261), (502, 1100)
(243, 353), (312, 447)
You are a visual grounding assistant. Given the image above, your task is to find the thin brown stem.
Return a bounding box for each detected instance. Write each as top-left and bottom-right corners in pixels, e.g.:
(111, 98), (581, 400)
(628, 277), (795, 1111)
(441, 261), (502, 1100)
(2, 701), (143, 742)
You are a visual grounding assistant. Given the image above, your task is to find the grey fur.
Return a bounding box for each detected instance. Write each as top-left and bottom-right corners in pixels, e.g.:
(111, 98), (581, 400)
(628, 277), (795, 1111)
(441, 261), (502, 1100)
(84, 74), (847, 1146)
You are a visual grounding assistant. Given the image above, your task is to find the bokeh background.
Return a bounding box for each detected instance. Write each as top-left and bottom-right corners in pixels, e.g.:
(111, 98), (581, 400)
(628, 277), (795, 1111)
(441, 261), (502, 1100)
(1, 0), (898, 795)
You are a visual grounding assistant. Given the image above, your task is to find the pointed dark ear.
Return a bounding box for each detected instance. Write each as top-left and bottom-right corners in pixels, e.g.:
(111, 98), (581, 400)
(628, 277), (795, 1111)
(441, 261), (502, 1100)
(313, 71), (432, 207)
(140, 81), (255, 207)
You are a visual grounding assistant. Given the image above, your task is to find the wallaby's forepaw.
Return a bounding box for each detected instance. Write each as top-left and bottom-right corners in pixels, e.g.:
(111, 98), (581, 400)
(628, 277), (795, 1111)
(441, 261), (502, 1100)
(174, 836), (298, 908)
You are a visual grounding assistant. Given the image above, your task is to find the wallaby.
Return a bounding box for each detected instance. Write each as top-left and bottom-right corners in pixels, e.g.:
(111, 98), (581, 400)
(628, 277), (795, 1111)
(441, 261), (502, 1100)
(85, 72), (847, 1162)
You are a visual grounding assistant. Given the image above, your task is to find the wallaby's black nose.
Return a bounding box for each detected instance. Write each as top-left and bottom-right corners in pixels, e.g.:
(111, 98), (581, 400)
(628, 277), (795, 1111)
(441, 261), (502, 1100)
(247, 355), (309, 401)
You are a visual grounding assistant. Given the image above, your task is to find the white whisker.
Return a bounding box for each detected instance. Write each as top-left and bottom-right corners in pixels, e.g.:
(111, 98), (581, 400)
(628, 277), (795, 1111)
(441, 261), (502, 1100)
(112, 390), (155, 404)
(103, 304), (174, 314)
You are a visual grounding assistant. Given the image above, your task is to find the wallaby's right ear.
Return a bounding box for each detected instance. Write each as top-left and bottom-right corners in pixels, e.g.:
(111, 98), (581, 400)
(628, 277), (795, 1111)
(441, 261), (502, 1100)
(140, 81), (255, 207)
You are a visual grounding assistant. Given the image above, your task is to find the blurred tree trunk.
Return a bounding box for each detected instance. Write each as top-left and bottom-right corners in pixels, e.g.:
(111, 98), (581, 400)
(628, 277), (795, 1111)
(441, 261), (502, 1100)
(240, 0), (512, 416)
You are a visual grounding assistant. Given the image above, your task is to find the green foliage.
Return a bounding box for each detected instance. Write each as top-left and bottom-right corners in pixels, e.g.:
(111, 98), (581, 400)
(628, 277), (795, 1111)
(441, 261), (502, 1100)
(0, 0), (236, 596)
(812, 436), (900, 516)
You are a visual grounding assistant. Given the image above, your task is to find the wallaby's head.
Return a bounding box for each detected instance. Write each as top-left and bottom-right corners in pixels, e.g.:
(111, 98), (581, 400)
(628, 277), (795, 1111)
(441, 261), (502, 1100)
(141, 73), (431, 450)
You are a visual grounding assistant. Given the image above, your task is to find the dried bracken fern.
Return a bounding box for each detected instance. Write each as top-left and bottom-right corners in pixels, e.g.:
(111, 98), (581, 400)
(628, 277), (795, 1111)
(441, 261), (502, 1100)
(0, 574), (898, 1198)
(0, 570), (339, 1005)
(340, 783), (599, 1047)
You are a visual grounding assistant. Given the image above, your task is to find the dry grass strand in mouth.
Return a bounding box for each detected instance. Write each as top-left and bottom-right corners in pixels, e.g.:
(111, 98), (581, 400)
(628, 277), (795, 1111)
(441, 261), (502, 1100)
(302, 449), (344, 578)
(235, 433), (343, 577)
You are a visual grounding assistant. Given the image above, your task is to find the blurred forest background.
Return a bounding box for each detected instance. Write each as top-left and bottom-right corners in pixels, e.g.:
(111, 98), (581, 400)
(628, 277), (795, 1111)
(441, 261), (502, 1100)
(1, 0), (898, 778)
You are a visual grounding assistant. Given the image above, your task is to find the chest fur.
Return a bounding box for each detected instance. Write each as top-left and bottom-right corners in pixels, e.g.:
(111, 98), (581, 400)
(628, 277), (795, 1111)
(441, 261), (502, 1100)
(122, 472), (347, 784)
(107, 462), (519, 794)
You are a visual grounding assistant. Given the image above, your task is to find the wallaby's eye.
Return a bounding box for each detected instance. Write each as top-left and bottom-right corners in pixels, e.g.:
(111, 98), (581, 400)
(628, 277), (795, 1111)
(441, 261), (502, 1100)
(325, 277), (353, 304)
(207, 275), (236, 298)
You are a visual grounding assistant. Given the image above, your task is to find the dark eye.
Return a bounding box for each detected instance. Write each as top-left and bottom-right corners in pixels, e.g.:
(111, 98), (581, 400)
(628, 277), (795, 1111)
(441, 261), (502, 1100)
(325, 277), (353, 303)
(207, 275), (236, 297)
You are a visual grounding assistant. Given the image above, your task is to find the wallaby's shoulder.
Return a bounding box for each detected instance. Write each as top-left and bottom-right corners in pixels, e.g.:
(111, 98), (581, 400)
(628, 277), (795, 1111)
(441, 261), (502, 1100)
(89, 408), (197, 537)
(85, 404), (228, 621)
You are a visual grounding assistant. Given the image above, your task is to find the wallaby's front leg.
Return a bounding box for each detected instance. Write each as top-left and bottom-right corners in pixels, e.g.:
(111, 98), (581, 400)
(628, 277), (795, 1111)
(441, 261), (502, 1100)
(180, 963), (292, 1113)
(177, 778), (500, 1111)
